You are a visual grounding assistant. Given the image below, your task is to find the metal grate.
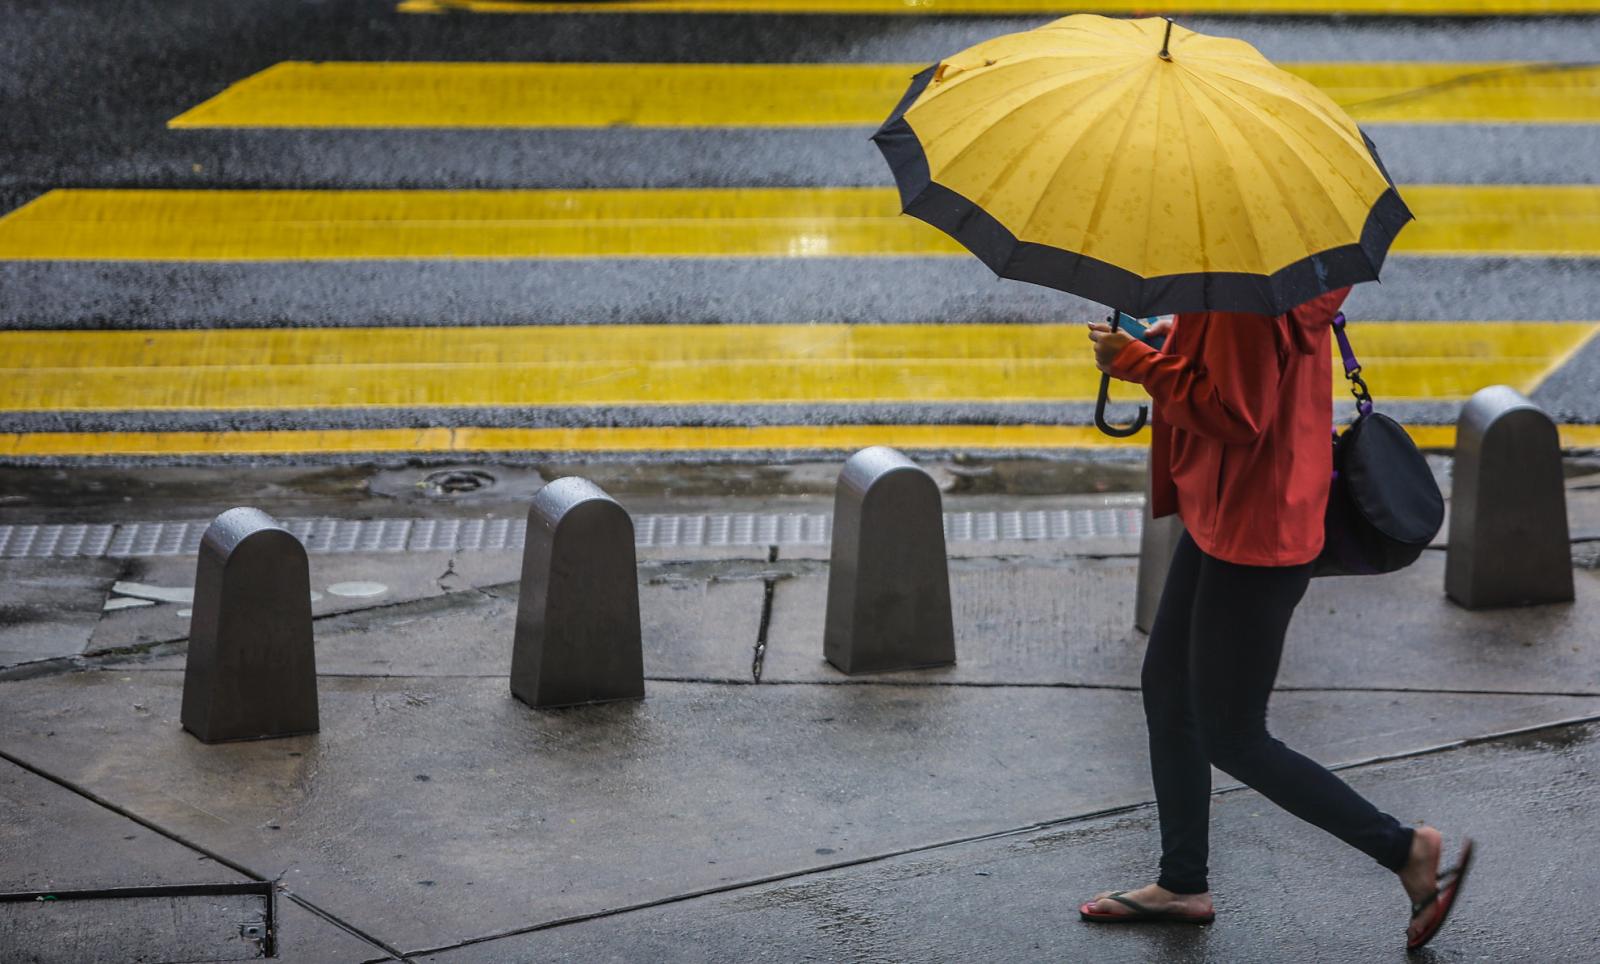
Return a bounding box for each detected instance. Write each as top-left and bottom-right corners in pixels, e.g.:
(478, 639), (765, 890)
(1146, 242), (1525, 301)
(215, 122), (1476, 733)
(0, 506), (1143, 559)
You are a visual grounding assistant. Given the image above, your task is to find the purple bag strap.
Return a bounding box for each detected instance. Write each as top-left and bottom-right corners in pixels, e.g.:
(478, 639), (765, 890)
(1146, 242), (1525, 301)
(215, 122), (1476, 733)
(1330, 311), (1374, 417)
(1331, 312), (1360, 376)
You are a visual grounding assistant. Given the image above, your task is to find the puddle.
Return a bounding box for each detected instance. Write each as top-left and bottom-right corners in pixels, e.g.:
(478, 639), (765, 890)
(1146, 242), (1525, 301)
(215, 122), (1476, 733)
(328, 581), (388, 599)
(111, 581), (194, 605)
(0, 465), (369, 518)
(1494, 721), (1597, 753)
(102, 597), (155, 612)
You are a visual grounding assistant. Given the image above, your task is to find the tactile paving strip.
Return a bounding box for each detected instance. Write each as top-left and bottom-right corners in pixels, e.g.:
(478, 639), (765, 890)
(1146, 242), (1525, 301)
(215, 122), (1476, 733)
(0, 506), (1144, 559)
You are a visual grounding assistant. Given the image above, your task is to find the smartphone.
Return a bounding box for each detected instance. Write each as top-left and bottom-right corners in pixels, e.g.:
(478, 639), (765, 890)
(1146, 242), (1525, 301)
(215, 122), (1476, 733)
(1115, 312), (1168, 350)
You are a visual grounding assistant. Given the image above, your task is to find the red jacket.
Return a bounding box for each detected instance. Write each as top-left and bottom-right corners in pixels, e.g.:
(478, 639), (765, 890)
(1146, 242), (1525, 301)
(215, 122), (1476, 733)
(1109, 287), (1349, 567)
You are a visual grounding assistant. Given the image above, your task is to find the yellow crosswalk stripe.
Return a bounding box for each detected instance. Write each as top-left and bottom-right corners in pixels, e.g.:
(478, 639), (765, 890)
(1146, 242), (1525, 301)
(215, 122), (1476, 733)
(168, 62), (1600, 128)
(2, 186), (1597, 260)
(8, 423), (1600, 458)
(397, 0), (1600, 16)
(2, 323), (1591, 412)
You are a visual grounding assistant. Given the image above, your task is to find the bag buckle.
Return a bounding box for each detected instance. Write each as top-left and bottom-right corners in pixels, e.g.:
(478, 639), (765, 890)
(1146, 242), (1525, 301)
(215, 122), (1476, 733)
(1332, 312), (1374, 417)
(1346, 366), (1374, 417)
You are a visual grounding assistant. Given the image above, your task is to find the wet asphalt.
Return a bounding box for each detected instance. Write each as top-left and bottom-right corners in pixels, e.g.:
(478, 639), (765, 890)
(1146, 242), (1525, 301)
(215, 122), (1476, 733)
(2, 2), (1600, 442)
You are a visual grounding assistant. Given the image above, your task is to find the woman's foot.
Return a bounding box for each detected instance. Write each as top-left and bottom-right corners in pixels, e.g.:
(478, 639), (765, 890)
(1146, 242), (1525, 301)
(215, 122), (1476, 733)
(1081, 883), (1213, 920)
(1398, 825), (1443, 945)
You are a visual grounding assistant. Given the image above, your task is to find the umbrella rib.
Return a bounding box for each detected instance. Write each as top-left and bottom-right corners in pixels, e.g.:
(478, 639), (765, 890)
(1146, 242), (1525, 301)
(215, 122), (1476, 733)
(1185, 65), (1375, 206)
(1194, 78), (1323, 273)
(919, 68), (1078, 146)
(920, 62), (1125, 188)
(970, 98), (1102, 218)
(1141, 65), (1169, 303)
(1175, 72), (1275, 282)
(995, 67), (1142, 276)
(1184, 69), (1384, 275)
(1068, 62), (1165, 304)
(1173, 80), (1214, 304)
(1203, 59), (1361, 139)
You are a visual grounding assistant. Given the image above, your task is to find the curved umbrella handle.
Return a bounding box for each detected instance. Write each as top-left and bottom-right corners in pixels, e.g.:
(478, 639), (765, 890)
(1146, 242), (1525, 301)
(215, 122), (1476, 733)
(1094, 371), (1148, 438)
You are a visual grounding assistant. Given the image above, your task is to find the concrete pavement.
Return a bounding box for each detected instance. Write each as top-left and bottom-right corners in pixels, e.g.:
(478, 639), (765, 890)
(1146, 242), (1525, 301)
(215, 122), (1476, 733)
(3, 460), (1599, 960)
(417, 719), (1600, 963)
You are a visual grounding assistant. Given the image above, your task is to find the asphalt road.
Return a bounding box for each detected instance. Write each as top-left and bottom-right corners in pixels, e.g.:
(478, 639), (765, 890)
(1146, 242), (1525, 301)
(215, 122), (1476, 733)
(2, 0), (1599, 461)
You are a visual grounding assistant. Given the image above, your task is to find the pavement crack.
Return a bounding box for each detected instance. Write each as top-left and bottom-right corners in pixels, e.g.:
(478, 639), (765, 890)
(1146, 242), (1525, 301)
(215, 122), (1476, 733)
(751, 544), (779, 683)
(435, 556), (458, 592)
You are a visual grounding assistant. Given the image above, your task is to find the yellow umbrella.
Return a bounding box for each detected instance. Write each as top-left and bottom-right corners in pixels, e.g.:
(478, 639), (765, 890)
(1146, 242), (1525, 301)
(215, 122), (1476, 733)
(872, 15), (1412, 320)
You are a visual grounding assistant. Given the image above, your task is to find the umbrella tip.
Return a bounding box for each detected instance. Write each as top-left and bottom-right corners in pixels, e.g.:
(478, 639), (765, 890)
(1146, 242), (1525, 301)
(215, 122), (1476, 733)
(1158, 18), (1174, 62)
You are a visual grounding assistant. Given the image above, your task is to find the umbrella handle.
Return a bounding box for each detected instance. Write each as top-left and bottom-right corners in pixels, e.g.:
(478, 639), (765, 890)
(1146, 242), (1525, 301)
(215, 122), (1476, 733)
(1094, 309), (1148, 437)
(1094, 371), (1148, 438)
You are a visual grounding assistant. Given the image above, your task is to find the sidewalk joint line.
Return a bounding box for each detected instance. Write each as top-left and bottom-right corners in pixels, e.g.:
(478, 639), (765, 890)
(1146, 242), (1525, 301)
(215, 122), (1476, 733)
(0, 747), (414, 962)
(283, 892), (418, 963)
(0, 747), (266, 882)
(12, 662), (1600, 701)
(1274, 683), (1600, 698)
(401, 711), (1600, 958)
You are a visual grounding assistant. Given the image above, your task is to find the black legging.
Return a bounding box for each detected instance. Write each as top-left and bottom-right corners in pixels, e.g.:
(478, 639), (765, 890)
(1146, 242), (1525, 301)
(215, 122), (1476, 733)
(1143, 531), (1414, 895)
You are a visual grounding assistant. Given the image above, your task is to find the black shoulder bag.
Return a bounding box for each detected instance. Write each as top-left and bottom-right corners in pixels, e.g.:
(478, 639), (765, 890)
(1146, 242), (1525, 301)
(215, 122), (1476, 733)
(1314, 312), (1445, 577)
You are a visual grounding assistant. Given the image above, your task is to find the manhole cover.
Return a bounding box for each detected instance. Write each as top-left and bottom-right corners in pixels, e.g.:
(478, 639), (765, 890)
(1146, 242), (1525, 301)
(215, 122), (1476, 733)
(420, 469), (496, 497)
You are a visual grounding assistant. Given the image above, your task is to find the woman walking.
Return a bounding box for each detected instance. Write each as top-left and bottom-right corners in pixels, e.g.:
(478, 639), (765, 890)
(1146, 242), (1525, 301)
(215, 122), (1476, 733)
(1078, 289), (1471, 952)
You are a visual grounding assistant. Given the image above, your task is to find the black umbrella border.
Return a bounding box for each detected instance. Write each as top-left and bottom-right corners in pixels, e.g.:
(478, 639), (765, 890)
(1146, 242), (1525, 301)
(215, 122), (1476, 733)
(872, 65), (1414, 318)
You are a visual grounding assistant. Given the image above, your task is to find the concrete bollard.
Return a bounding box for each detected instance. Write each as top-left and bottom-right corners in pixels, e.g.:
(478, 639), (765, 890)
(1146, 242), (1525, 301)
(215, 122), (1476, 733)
(1445, 385), (1574, 609)
(511, 477), (644, 708)
(1135, 470), (1187, 634)
(182, 507), (318, 743)
(824, 447), (955, 674)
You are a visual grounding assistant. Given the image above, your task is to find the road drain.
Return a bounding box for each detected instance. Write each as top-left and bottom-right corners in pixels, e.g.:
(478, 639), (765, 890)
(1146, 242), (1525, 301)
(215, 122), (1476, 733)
(420, 468), (496, 497)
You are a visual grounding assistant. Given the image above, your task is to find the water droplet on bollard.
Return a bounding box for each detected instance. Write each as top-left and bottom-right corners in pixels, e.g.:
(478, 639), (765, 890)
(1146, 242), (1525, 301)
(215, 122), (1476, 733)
(1446, 386), (1574, 609)
(511, 478), (644, 708)
(823, 447), (955, 674)
(181, 507), (319, 743)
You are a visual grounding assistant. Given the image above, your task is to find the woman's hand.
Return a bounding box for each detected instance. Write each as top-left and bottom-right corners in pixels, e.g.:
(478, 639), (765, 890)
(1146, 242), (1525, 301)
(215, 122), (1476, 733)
(1088, 323), (1135, 375)
(1088, 318), (1173, 375)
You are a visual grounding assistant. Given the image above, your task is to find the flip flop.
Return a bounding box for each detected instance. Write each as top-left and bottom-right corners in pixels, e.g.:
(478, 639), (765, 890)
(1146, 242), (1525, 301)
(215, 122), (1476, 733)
(1079, 891), (1216, 925)
(1407, 837), (1475, 953)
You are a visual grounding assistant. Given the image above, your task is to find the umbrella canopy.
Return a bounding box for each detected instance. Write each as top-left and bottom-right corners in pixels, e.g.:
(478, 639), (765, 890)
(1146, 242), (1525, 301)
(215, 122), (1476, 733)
(872, 15), (1412, 318)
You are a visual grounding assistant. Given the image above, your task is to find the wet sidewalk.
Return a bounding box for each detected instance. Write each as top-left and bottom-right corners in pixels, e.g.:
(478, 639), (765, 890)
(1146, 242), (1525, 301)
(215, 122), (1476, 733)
(2, 460), (1598, 961)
